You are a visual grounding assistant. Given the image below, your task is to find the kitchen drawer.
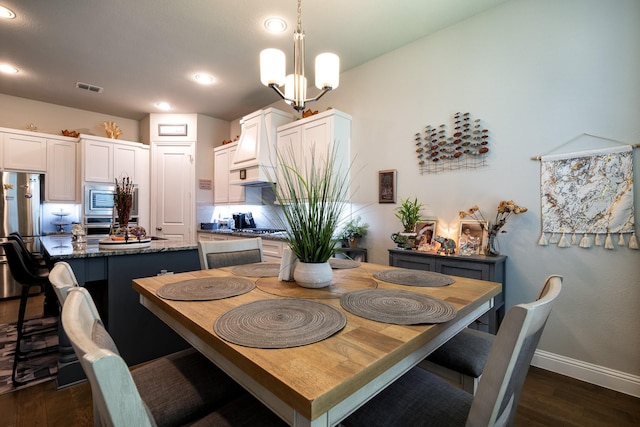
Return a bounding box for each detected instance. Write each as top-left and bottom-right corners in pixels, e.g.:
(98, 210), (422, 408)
(262, 239), (285, 260)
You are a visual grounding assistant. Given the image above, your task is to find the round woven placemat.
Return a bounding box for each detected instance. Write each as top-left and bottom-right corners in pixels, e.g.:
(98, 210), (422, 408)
(329, 258), (361, 269)
(373, 269), (455, 287)
(214, 299), (346, 348)
(156, 277), (255, 301)
(231, 262), (281, 277)
(340, 289), (457, 325)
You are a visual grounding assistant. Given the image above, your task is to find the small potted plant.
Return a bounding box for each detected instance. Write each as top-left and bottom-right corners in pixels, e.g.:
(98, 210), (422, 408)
(340, 217), (369, 248)
(392, 197), (424, 249)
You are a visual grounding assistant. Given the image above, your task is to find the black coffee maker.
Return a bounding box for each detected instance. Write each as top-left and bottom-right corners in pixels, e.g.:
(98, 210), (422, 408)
(232, 212), (255, 229)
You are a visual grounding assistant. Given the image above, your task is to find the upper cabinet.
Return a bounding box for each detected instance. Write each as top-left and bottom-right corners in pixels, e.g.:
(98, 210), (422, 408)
(214, 142), (246, 204)
(2, 131), (48, 172)
(80, 135), (149, 185)
(275, 109), (351, 184)
(46, 138), (77, 202)
(229, 108), (294, 185)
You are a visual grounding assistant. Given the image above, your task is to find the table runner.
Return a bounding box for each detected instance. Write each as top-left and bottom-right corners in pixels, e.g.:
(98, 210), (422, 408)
(156, 277), (255, 301)
(340, 289), (457, 325)
(373, 269), (455, 287)
(214, 299), (346, 348)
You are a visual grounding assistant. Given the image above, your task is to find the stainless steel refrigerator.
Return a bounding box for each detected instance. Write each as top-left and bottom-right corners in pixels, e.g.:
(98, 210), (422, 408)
(0, 172), (43, 300)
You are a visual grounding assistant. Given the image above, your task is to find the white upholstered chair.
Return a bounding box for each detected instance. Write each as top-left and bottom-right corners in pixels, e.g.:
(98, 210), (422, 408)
(342, 275), (562, 427)
(62, 287), (286, 427)
(198, 237), (264, 270)
(420, 275), (559, 394)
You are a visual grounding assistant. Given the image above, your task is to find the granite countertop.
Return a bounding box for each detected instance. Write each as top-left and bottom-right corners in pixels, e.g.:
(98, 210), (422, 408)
(197, 229), (287, 241)
(41, 235), (198, 260)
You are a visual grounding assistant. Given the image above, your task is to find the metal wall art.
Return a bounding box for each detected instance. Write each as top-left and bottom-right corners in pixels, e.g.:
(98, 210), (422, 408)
(414, 112), (490, 174)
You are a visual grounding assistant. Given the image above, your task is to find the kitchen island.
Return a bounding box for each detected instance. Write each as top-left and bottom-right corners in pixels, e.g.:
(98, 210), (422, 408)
(41, 235), (200, 387)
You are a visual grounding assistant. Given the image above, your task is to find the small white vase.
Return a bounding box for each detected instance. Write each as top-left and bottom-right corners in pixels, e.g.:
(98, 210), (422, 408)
(294, 261), (333, 288)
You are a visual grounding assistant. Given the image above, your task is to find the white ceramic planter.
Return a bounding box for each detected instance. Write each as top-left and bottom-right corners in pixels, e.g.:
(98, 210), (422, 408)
(293, 261), (333, 288)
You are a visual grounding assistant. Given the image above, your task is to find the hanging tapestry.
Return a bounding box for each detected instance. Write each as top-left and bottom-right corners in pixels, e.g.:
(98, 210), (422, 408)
(539, 145), (636, 249)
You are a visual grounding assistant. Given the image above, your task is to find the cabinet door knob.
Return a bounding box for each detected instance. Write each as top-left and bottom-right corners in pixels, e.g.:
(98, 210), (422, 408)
(156, 227), (163, 231)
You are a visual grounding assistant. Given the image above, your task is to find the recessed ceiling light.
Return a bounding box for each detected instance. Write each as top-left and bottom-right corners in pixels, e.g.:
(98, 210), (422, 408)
(265, 17), (287, 33)
(194, 73), (215, 85)
(0, 6), (16, 19)
(155, 102), (171, 111)
(0, 64), (19, 74)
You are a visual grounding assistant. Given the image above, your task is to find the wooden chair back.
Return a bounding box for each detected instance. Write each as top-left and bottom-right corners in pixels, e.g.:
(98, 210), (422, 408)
(467, 275), (562, 426)
(49, 261), (79, 305)
(62, 287), (154, 427)
(197, 237), (264, 269)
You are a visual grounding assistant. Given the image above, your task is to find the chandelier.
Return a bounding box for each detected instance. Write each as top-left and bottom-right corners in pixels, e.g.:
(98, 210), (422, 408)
(259, 0), (340, 112)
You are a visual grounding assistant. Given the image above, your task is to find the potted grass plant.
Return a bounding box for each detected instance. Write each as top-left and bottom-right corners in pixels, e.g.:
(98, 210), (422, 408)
(267, 143), (351, 288)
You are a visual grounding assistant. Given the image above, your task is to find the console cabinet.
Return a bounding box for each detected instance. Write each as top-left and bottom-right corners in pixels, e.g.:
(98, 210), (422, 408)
(388, 249), (506, 333)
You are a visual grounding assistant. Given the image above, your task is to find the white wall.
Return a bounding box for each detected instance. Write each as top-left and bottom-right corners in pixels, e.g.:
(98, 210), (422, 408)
(0, 93), (140, 140)
(260, 0), (640, 386)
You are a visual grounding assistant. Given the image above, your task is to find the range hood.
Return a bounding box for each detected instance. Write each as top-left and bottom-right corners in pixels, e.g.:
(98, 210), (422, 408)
(229, 108), (294, 187)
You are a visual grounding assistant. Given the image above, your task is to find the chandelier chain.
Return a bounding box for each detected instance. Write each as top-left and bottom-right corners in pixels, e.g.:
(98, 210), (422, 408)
(297, 0), (302, 32)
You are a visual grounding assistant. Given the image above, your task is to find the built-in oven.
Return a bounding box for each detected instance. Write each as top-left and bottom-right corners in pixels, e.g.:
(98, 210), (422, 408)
(84, 184), (139, 235)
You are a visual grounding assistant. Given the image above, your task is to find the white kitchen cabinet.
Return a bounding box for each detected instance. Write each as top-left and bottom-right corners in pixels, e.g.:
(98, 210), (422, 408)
(262, 239), (286, 262)
(275, 109), (351, 189)
(214, 142), (245, 204)
(80, 135), (149, 185)
(2, 132), (48, 172)
(46, 138), (77, 202)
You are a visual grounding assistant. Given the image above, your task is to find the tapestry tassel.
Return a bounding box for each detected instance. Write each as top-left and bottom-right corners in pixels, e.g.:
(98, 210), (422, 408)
(594, 233), (602, 246)
(557, 232), (571, 248)
(570, 232), (577, 245)
(617, 232), (625, 247)
(604, 232), (614, 250)
(538, 232), (548, 246)
(549, 232), (559, 244)
(579, 233), (591, 248)
(628, 232), (639, 250)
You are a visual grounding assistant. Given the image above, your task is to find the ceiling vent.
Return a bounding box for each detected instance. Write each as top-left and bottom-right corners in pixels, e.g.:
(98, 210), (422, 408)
(76, 82), (103, 93)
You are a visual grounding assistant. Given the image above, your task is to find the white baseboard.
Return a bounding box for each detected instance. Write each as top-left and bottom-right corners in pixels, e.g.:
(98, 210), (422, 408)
(531, 349), (640, 398)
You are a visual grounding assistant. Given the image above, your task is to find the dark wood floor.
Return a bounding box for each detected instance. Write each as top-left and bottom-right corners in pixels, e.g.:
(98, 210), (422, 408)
(1, 297), (639, 426)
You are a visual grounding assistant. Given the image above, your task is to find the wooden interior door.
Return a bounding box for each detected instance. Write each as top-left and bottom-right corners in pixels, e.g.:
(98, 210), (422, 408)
(151, 142), (195, 242)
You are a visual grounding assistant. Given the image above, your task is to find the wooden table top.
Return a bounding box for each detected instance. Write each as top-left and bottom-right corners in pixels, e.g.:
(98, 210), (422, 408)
(132, 262), (501, 423)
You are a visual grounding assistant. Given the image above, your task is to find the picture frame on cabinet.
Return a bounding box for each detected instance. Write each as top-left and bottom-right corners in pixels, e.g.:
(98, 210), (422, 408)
(378, 169), (397, 203)
(458, 220), (488, 255)
(158, 124), (187, 136)
(415, 219), (438, 251)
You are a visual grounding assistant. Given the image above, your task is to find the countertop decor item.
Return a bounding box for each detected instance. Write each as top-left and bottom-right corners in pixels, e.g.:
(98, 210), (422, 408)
(267, 143), (351, 288)
(114, 176), (134, 234)
(459, 200), (528, 256)
(340, 216), (368, 248)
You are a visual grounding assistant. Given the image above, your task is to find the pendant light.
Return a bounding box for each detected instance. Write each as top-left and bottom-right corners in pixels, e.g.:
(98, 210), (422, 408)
(260, 0), (339, 112)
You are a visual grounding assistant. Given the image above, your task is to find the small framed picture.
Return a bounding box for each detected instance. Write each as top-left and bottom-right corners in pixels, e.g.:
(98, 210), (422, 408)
(158, 124), (188, 136)
(415, 219), (438, 251)
(458, 220), (488, 255)
(378, 169), (397, 203)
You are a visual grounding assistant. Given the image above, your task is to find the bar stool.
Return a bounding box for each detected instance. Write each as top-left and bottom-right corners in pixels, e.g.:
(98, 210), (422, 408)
(2, 241), (58, 386)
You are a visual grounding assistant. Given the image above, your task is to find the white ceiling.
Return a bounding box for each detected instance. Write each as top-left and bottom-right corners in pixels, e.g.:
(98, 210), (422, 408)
(0, 0), (508, 121)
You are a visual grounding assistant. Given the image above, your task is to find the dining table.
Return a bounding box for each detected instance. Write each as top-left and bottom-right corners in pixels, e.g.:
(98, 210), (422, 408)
(132, 260), (501, 427)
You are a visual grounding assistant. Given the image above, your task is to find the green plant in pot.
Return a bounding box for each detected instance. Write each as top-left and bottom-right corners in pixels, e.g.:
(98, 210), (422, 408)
(340, 217), (369, 248)
(267, 143), (351, 288)
(392, 197), (423, 249)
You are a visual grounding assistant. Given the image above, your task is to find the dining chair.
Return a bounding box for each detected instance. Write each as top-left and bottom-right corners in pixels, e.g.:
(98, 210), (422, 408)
(2, 240), (58, 386)
(342, 275), (562, 427)
(420, 275), (558, 394)
(48, 261), (80, 364)
(62, 286), (287, 427)
(198, 237), (264, 269)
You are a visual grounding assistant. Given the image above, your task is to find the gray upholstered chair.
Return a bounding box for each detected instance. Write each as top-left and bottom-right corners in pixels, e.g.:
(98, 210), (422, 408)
(62, 287), (286, 427)
(198, 237), (264, 270)
(342, 275), (562, 427)
(420, 276), (557, 394)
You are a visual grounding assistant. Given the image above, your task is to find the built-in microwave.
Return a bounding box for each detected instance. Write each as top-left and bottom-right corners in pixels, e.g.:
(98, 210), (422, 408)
(84, 184), (139, 217)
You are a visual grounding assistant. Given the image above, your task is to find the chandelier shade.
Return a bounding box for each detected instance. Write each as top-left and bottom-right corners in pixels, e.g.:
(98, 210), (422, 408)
(259, 0), (340, 112)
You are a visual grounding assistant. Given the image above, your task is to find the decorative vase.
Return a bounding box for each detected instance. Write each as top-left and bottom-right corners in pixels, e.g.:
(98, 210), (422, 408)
(485, 233), (500, 256)
(293, 261), (333, 288)
(348, 237), (360, 248)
